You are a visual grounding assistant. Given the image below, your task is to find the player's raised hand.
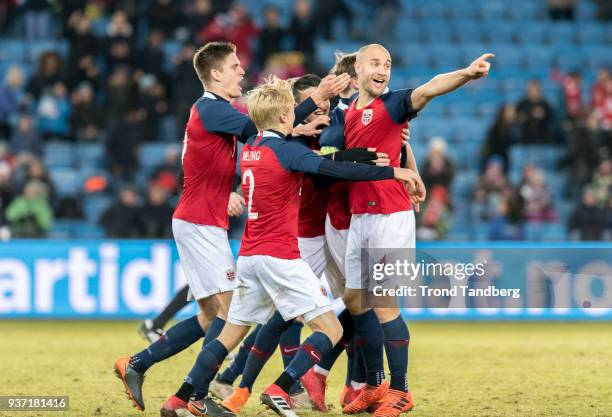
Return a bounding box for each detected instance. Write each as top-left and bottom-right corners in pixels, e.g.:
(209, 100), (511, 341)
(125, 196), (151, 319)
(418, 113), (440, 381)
(293, 115), (330, 137)
(310, 74), (352, 105)
(228, 192), (245, 217)
(401, 122), (410, 145)
(466, 53), (494, 79)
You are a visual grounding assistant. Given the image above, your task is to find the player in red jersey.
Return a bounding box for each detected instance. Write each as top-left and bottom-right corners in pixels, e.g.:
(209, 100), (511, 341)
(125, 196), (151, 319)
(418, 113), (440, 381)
(183, 79), (421, 417)
(113, 41), (351, 416)
(327, 44), (493, 416)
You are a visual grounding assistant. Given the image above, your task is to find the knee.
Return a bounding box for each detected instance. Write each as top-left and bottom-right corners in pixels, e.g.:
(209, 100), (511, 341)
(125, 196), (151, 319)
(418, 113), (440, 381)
(374, 307), (400, 324)
(343, 289), (362, 314)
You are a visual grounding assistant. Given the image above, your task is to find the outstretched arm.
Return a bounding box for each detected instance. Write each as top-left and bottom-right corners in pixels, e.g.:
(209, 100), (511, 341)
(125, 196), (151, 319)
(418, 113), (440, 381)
(411, 53), (494, 111)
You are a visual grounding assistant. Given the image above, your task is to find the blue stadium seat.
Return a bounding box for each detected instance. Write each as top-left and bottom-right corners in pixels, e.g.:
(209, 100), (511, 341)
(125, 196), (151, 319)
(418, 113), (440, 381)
(478, 2), (507, 20)
(522, 46), (554, 69)
(27, 40), (69, 61)
(548, 23), (577, 45)
(49, 219), (74, 239)
(76, 143), (105, 169)
(420, 20), (453, 43)
(72, 221), (105, 238)
(451, 21), (483, 43)
(481, 21), (516, 44)
(428, 44), (462, 68)
(507, 2), (543, 20)
(83, 194), (112, 222)
(43, 142), (75, 168)
(576, 22), (606, 44)
(515, 23), (548, 45)
(399, 44), (431, 67)
(49, 168), (79, 197)
(490, 45), (523, 67)
(0, 39), (26, 61)
(139, 142), (181, 171)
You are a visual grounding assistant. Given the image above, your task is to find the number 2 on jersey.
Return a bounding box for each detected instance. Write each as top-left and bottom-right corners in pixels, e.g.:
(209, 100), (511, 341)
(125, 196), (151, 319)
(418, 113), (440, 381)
(242, 169), (259, 220)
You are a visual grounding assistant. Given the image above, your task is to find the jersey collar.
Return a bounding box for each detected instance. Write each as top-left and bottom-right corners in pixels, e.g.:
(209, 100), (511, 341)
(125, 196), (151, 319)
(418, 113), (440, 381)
(353, 87), (390, 109)
(263, 130), (285, 139)
(203, 91), (230, 103)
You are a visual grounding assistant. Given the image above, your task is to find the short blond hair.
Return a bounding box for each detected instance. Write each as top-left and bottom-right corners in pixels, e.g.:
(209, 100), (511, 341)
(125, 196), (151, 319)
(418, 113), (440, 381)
(247, 78), (294, 130)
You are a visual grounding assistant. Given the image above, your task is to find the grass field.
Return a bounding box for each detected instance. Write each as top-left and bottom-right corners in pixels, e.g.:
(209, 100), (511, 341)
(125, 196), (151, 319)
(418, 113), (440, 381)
(1, 321), (612, 417)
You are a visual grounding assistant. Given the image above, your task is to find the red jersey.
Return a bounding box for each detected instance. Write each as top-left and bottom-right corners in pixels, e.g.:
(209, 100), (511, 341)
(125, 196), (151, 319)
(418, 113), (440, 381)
(296, 136), (329, 238)
(173, 92), (251, 229)
(239, 131), (324, 259)
(343, 89), (418, 214)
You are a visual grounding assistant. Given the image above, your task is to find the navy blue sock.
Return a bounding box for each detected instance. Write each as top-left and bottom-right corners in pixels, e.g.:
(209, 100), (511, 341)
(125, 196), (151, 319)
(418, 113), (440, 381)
(344, 337), (355, 386)
(351, 338), (366, 385)
(130, 315), (204, 373)
(279, 320), (303, 393)
(381, 315), (410, 392)
(186, 339), (228, 400)
(217, 325), (261, 384)
(317, 310), (354, 372)
(197, 317), (226, 395)
(239, 311), (293, 391)
(352, 310), (385, 387)
(276, 331), (333, 393)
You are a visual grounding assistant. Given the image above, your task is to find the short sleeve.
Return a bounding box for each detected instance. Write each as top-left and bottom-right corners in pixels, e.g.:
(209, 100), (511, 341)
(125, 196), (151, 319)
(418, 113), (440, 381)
(319, 107), (346, 150)
(196, 99), (251, 136)
(274, 140), (323, 174)
(381, 88), (419, 124)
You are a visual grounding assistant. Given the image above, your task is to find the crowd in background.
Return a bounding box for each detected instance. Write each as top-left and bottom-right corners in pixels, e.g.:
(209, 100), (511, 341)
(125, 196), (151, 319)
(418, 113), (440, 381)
(0, 0), (610, 240)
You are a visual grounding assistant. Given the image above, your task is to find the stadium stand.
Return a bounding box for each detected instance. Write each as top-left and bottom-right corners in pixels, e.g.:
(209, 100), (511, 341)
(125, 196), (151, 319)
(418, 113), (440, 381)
(0, 0), (610, 241)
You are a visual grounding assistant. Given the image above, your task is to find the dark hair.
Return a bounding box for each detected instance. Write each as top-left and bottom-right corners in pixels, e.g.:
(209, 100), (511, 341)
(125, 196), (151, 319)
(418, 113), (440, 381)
(292, 74), (321, 102)
(331, 51), (357, 79)
(193, 42), (236, 85)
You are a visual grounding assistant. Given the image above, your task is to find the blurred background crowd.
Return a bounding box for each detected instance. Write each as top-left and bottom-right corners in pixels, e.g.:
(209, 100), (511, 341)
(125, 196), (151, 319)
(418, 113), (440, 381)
(0, 0), (610, 241)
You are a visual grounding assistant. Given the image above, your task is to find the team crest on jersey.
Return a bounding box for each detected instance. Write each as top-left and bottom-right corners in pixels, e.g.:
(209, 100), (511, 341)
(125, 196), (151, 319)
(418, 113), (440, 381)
(226, 269), (236, 281)
(362, 109), (373, 125)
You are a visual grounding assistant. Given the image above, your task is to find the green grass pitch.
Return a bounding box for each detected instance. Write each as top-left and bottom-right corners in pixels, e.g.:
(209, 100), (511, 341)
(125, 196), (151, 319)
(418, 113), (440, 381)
(1, 321), (611, 417)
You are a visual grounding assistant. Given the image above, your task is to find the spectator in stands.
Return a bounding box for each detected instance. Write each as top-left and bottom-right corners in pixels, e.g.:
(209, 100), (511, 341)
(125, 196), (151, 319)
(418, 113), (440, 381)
(171, 44), (201, 123)
(481, 104), (518, 173)
(11, 113), (42, 156)
(590, 68), (612, 132)
(183, 0), (214, 42)
(27, 51), (64, 100)
(548, 0), (576, 20)
(315, 0), (353, 40)
(106, 106), (146, 180)
(197, 5), (260, 69)
(416, 185), (451, 240)
(12, 155), (56, 207)
(106, 9), (133, 40)
(106, 66), (134, 119)
(138, 75), (169, 141)
(561, 72), (583, 120)
(488, 188), (525, 240)
(519, 164), (557, 221)
(291, 0), (317, 64)
(137, 29), (168, 84)
(23, 0), (53, 40)
(37, 81), (71, 140)
(5, 179), (53, 237)
(562, 111), (603, 195)
(150, 146), (180, 195)
(70, 82), (105, 141)
(68, 55), (104, 94)
(473, 157), (511, 221)
(421, 136), (454, 191)
(0, 0), (18, 34)
(0, 156), (14, 226)
(65, 10), (99, 70)
(106, 38), (134, 73)
(140, 183), (174, 238)
(516, 80), (554, 143)
(591, 159), (612, 206)
(368, 0), (400, 41)
(569, 185), (607, 240)
(99, 185), (142, 238)
(147, 0), (180, 38)
(257, 6), (286, 68)
(0, 65), (24, 141)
